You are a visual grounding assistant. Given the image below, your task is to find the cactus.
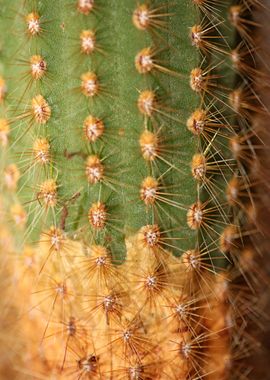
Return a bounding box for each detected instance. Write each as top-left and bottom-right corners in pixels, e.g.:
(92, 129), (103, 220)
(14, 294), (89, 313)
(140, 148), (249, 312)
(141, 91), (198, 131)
(0, 0), (269, 379)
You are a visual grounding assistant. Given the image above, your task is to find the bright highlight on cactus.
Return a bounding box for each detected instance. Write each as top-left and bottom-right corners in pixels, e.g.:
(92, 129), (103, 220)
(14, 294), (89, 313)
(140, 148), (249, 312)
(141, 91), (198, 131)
(0, 0), (269, 379)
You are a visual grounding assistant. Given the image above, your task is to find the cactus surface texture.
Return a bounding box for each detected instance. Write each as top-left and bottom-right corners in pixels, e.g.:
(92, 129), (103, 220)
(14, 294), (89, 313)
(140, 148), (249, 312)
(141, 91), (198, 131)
(0, 1), (270, 379)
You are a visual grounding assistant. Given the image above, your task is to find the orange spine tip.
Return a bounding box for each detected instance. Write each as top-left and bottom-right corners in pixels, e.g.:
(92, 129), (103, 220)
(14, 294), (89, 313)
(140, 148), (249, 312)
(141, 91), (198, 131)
(31, 95), (51, 124)
(81, 72), (99, 97)
(132, 5), (150, 31)
(38, 179), (58, 208)
(0, 118), (10, 146)
(85, 155), (104, 184)
(187, 201), (204, 230)
(80, 30), (96, 54)
(137, 90), (156, 116)
(33, 138), (51, 165)
(0, 76), (7, 102)
(77, 0), (94, 15)
(30, 55), (47, 80)
(83, 115), (104, 142)
(140, 176), (158, 206)
(139, 130), (158, 161)
(135, 47), (154, 74)
(139, 224), (161, 248)
(88, 202), (107, 230)
(25, 12), (41, 36)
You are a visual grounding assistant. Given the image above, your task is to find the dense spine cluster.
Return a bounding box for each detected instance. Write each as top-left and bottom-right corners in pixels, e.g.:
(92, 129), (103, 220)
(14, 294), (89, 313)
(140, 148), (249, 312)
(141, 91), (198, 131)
(0, 1), (269, 379)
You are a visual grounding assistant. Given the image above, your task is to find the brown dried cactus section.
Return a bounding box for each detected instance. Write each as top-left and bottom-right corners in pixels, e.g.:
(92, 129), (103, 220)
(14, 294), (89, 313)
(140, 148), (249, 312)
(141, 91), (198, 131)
(0, 195), (231, 380)
(1, 232), (202, 379)
(0, 208), (24, 379)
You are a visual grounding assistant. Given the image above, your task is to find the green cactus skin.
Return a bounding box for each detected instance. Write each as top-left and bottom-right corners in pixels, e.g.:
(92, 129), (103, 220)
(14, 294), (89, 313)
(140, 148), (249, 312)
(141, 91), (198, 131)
(0, 0), (198, 255)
